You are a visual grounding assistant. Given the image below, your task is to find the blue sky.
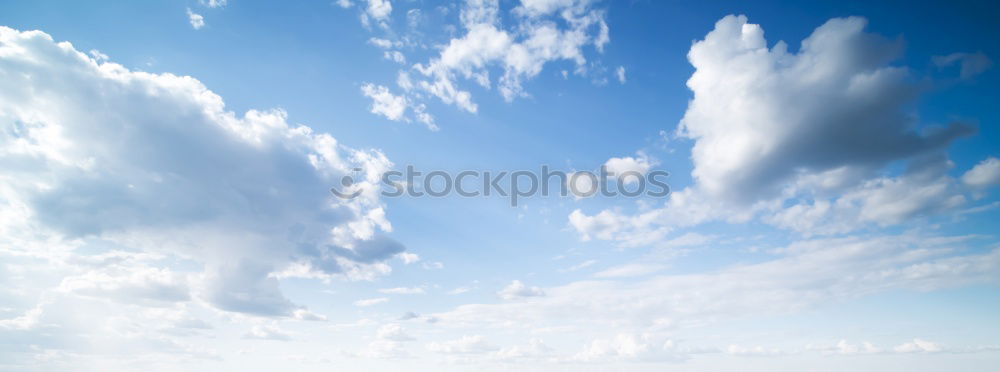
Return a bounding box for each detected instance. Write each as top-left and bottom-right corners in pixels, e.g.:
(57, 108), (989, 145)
(1, 0), (999, 370)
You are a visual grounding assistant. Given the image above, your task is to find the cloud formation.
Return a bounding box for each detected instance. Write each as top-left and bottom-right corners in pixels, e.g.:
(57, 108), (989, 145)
(359, 0), (611, 128)
(569, 15), (997, 242)
(0, 26), (405, 317)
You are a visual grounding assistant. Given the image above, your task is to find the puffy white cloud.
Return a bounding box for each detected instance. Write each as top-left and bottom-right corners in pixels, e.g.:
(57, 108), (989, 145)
(361, 83), (408, 121)
(360, 83), (438, 130)
(0, 27), (405, 317)
(615, 65), (626, 84)
(680, 15), (972, 203)
(365, 0), (393, 22)
(572, 334), (682, 362)
(497, 280), (545, 300)
(186, 8), (205, 30)
(384, 50), (406, 64)
(894, 339), (943, 353)
(603, 154), (652, 184)
(962, 157), (1000, 189)
(569, 15), (994, 242)
(398, 252), (420, 264)
(360, 0), (610, 128)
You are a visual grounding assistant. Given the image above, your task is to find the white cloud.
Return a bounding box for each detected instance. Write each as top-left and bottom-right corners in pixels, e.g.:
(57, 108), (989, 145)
(433, 234), (1000, 337)
(726, 344), (784, 356)
(422, 261), (445, 270)
(356, 323), (415, 359)
(894, 339), (944, 353)
(376, 323), (414, 341)
(384, 50), (406, 64)
(366, 0), (392, 21)
(616, 65), (626, 84)
(0, 26), (405, 317)
(378, 286), (426, 294)
(368, 37), (399, 49)
(592, 263), (666, 278)
(603, 154), (652, 184)
(354, 297), (390, 307)
(572, 334), (688, 362)
(292, 308), (327, 321)
(809, 339), (882, 355)
(679, 15), (972, 203)
(398, 252), (420, 264)
(497, 280), (545, 300)
(57, 265), (190, 304)
(962, 157), (1000, 189)
(186, 8), (205, 30)
(0, 306), (44, 331)
(559, 259), (597, 273)
(569, 15), (992, 242)
(426, 335), (499, 354)
(361, 83), (407, 121)
(242, 325), (292, 341)
(357, 0), (610, 128)
(199, 0), (227, 8)
(360, 83), (439, 130)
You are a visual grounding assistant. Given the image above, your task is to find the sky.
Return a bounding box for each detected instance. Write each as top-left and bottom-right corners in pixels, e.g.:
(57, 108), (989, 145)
(1, 0), (999, 371)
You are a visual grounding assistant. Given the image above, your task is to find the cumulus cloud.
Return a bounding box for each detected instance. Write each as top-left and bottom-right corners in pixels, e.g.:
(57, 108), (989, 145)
(603, 154), (652, 184)
(679, 15), (972, 203)
(615, 65), (626, 84)
(361, 83), (408, 121)
(186, 8), (205, 30)
(360, 83), (438, 130)
(962, 157), (1000, 189)
(497, 280), (545, 300)
(0, 27), (405, 316)
(572, 334), (685, 362)
(893, 338), (944, 353)
(356, 0), (610, 129)
(569, 15), (995, 242)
